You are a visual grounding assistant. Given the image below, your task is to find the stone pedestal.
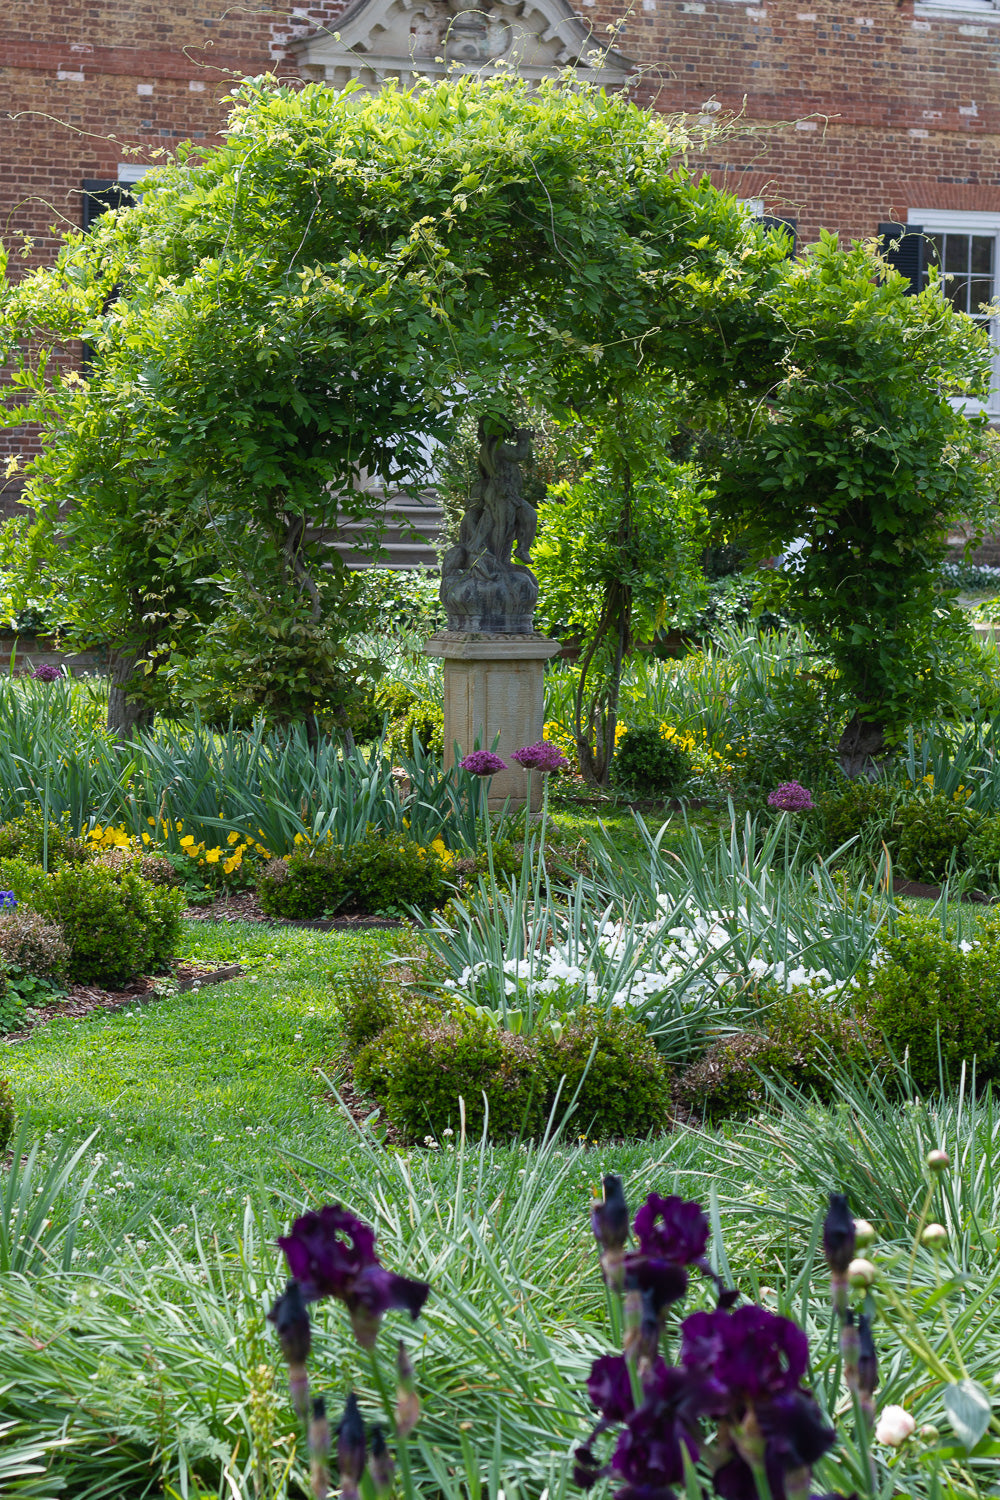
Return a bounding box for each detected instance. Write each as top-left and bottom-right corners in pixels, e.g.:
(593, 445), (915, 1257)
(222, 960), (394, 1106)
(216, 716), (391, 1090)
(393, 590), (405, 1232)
(425, 631), (562, 810)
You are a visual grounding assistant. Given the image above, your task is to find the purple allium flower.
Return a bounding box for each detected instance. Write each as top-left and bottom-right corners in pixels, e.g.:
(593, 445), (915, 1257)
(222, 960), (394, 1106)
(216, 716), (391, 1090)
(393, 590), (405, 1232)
(32, 663), (62, 682)
(767, 780), (815, 812)
(510, 741), (571, 773)
(0, 892), (16, 910)
(458, 750), (508, 776)
(822, 1192), (856, 1276)
(587, 1354), (637, 1423)
(278, 1204), (430, 1348)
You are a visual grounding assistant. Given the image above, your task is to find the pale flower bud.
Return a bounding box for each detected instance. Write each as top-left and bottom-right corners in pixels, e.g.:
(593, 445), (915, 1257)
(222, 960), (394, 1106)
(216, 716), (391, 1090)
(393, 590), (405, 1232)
(853, 1218), (877, 1248)
(921, 1222), (948, 1251)
(927, 1149), (950, 1173)
(875, 1405), (915, 1447)
(848, 1257), (877, 1288)
(919, 1424), (940, 1443)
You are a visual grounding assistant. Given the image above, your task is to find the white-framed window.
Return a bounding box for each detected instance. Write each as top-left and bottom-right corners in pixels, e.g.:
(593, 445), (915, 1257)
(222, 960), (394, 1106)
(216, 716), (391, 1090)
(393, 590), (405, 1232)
(909, 209), (1000, 418)
(915, 0), (1000, 17)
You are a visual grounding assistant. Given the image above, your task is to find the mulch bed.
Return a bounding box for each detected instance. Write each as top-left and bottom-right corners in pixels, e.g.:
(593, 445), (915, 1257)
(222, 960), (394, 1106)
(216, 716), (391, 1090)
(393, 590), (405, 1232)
(2, 962), (244, 1043)
(182, 890), (403, 928)
(892, 879), (991, 904)
(321, 1062), (407, 1147)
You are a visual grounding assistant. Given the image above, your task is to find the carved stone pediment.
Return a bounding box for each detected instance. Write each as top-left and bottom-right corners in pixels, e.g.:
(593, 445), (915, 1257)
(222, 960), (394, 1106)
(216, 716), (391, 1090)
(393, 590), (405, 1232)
(287, 0), (636, 90)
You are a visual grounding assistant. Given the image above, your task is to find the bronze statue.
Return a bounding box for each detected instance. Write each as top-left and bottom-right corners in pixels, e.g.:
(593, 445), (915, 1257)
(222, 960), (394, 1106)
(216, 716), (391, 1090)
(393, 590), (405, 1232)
(440, 416), (540, 633)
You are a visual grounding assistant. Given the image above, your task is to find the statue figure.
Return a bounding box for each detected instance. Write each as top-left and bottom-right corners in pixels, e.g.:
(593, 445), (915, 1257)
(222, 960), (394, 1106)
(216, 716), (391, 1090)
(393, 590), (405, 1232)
(440, 416), (540, 633)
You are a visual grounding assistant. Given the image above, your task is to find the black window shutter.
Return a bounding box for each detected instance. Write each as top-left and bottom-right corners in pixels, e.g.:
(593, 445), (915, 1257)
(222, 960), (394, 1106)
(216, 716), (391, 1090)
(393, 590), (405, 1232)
(760, 215), (797, 256)
(877, 221), (924, 293)
(81, 179), (135, 231)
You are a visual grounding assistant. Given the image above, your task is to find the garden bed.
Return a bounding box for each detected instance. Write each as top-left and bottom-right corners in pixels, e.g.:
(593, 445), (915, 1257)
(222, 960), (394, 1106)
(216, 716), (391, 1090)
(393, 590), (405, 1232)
(182, 891), (404, 928)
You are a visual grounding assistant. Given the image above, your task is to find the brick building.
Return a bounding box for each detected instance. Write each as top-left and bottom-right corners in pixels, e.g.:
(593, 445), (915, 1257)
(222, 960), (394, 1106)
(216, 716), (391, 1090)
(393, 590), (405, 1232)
(2, 0), (1000, 492)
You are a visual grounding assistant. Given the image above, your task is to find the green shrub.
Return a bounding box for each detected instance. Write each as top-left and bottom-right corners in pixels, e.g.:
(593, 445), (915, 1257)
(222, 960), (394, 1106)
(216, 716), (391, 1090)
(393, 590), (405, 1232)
(338, 945), (398, 1050)
(387, 698), (444, 763)
(0, 1076), (13, 1148)
(857, 913), (1000, 1091)
(0, 909), (69, 979)
(809, 780), (897, 855)
(354, 1012), (544, 1141)
(892, 794), (980, 882)
(966, 813), (1000, 891)
(0, 967), (23, 1035)
(257, 830), (450, 919)
(34, 864), (184, 987)
(353, 1004), (669, 1143)
(0, 858), (55, 909)
(0, 808), (87, 870)
(537, 1007), (669, 1138)
(675, 986), (886, 1121)
(611, 726), (692, 797)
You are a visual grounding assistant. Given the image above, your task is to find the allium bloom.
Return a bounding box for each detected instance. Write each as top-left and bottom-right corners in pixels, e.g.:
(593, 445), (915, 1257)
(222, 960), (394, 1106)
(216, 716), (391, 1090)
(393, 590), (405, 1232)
(767, 781), (815, 812)
(32, 663), (62, 682)
(875, 1405), (915, 1447)
(510, 741), (571, 772)
(278, 1204), (430, 1347)
(458, 750), (507, 776)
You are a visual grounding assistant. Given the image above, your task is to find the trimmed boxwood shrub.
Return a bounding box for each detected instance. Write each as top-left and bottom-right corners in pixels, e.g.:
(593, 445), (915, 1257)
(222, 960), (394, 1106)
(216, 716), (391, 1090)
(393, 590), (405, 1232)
(33, 864), (184, 987)
(856, 913), (1000, 1091)
(354, 1012), (543, 1141)
(675, 986), (886, 1121)
(536, 1007), (669, 1138)
(893, 795), (980, 883)
(611, 726), (692, 798)
(258, 830), (451, 919)
(352, 1002), (670, 1143)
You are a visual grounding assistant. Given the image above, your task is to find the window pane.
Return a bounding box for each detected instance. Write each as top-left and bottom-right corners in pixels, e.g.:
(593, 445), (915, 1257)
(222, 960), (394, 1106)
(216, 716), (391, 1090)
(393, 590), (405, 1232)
(945, 236), (970, 275)
(970, 277), (994, 314)
(925, 233), (943, 268)
(972, 235), (995, 275)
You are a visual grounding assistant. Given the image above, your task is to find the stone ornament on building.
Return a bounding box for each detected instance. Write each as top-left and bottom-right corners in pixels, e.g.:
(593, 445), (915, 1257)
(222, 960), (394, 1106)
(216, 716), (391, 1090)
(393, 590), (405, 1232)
(287, 0), (635, 90)
(439, 417), (539, 633)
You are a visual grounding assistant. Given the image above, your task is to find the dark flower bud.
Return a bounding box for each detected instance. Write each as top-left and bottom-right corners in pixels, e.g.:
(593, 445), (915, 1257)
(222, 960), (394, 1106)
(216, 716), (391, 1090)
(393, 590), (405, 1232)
(592, 1176), (630, 1253)
(267, 1278), (312, 1366)
(369, 1425), (394, 1497)
(587, 1354), (636, 1423)
(572, 1443), (604, 1491)
(337, 1392), (366, 1500)
(310, 1396), (331, 1500)
(857, 1314), (878, 1399)
(823, 1194), (856, 1277)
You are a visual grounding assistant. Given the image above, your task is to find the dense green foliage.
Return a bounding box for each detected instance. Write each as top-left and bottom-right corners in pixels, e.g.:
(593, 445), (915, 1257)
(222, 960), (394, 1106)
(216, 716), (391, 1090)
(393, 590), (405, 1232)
(610, 724), (693, 797)
(0, 1075), (12, 1148)
(257, 831), (452, 919)
(30, 864), (183, 987)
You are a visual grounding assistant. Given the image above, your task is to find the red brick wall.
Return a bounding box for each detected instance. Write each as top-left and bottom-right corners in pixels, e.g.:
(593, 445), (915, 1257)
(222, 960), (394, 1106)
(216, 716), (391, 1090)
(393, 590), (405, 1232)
(2, 0), (999, 498)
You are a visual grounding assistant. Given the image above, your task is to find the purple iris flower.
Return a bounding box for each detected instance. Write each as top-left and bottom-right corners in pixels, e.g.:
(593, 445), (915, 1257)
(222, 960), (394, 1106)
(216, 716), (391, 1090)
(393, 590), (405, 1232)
(510, 741), (571, 772)
(458, 750), (507, 776)
(278, 1204), (430, 1348)
(0, 892), (16, 910)
(610, 1363), (701, 1499)
(633, 1195), (710, 1267)
(587, 1354), (638, 1423)
(683, 1304), (809, 1405)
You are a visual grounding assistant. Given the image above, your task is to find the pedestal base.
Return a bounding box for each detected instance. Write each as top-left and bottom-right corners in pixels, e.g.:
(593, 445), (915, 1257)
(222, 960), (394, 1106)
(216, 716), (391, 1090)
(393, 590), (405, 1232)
(425, 631), (562, 810)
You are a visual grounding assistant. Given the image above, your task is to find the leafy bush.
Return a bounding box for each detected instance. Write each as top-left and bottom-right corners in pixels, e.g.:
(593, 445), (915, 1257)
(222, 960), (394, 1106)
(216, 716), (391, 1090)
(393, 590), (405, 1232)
(0, 808), (88, 869)
(386, 698), (444, 764)
(675, 986), (885, 1120)
(611, 726), (692, 797)
(338, 945), (399, 1050)
(857, 913), (1000, 1091)
(809, 780), (898, 855)
(354, 1012), (544, 1141)
(964, 813), (1000, 892)
(893, 794), (980, 882)
(354, 1003), (669, 1142)
(0, 1076), (13, 1147)
(536, 1007), (669, 1138)
(0, 909), (69, 979)
(0, 970), (24, 1035)
(257, 830), (451, 919)
(33, 864), (184, 987)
